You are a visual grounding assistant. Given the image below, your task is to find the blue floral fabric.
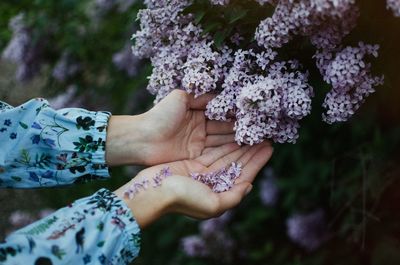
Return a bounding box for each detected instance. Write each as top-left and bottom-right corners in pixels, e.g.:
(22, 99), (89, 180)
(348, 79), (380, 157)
(0, 98), (111, 188)
(0, 99), (142, 264)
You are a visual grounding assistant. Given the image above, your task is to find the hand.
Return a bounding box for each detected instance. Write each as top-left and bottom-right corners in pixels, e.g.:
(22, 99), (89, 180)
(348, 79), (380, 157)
(114, 142), (273, 229)
(105, 90), (236, 166)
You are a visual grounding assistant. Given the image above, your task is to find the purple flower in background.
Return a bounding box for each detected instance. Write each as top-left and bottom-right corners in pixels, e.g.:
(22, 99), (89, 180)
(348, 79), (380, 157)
(259, 167), (279, 206)
(9, 210), (35, 227)
(199, 211), (232, 237)
(286, 209), (329, 251)
(2, 13), (45, 82)
(52, 52), (81, 82)
(387, 0), (400, 17)
(181, 235), (209, 257)
(112, 44), (140, 77)
(38, 209), (55, 219)
(48, 85), (85, 110)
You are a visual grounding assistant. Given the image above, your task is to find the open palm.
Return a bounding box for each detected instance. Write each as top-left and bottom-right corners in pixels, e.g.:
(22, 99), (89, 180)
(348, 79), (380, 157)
(142, 90), (236, 165)
(122, 141), (273, 223)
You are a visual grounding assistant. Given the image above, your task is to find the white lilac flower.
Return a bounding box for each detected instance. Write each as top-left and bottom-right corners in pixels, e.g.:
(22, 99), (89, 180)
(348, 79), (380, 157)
(286, 209), (329, 251)
(48, 85), (85, 110)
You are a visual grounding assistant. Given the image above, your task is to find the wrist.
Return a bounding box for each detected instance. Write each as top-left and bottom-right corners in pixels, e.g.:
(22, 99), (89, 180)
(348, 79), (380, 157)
(105, 114), (150, 166)
(114, 174), (177, 229)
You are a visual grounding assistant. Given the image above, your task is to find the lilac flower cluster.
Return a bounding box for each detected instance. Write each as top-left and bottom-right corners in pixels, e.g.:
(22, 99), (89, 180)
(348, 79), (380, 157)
(259, 167), (279, 206)
(2, 14), (44, 82)
(191, 162), (242, 193)
(112, 44), (140, 77)
(52, 52), (81, 82)
(255, 0), (359, 50)
(286, 209), (329, 251)
(387, 0), (400, 17)
(315, 42), (384, 123)
(7, 209), (55, 236)
(124, 167), (172, 199)
(181, 211), (235, 261)
(132, 0), (383, 144)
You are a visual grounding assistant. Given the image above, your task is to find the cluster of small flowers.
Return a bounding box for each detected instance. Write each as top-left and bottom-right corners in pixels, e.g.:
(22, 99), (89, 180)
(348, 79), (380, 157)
(132, 0), (384, 144)
(124, 167), (172, 199)
(52, 52), (81, 82)
(1, 14), (44, 82)
(255, 0), (359, 50)
(259, 167), (279, 206)
(112, 44), (140, 77)
(286, 209), (329, 251)
(315, 42), (384, 123)
(191, 162), (242, 193)
(181, 211), (235, 261)
(387, 0), (400, 17)
(7, 209), (55, 235)
(48, 85), (85, 109)
(210, 0), (230, 5)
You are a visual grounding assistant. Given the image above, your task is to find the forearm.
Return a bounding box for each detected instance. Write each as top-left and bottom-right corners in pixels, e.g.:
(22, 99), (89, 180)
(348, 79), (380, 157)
(1, 189), (141, 264)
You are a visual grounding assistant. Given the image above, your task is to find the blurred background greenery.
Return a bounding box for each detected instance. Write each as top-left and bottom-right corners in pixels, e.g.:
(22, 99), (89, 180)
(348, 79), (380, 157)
(0, 1), (400, 265)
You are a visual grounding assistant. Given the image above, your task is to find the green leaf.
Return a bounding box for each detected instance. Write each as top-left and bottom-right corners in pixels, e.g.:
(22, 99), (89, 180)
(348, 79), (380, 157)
(228, 8), (248, 23)
(194, 10), (206, 24)
(203, 21), (221, 34)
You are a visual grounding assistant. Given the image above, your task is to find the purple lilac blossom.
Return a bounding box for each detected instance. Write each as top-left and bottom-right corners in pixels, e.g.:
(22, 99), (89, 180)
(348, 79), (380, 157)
(387, 0), (400, 17)
(191, 162), (242, 193)
(259, 167), (279, 206)
(9, 210), (35, 227)
(286, 209), (329, 251)
(255, 0), (359, 50)
(133, 0), (383, 145)
(52, 53), (81, 82)
(210, 0), (230, 5)
(2, 14), (44, 82)
(48, 85), (85, 110)
(315, 42), (384, 123)
(199, 211), (232, 237)
(181, 235), (209, 257)
(112, 44), (140, 77)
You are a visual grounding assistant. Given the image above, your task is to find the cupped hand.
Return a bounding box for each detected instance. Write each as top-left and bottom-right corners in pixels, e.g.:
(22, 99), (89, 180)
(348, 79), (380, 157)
(114, 142), (273, 229)
(106, 90), (236, 166)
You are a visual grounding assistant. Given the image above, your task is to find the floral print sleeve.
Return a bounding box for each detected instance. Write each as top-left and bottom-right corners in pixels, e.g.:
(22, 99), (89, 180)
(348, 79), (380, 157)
(0, 188), (141, 265)
(0, 98), (111, 188)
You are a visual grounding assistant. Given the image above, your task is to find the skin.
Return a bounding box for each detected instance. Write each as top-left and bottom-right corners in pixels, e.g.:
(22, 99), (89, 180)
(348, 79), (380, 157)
(105, 90), (274, 229)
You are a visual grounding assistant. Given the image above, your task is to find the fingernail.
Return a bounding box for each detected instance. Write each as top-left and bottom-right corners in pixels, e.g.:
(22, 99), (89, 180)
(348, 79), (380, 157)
(245, 185), (253, 195)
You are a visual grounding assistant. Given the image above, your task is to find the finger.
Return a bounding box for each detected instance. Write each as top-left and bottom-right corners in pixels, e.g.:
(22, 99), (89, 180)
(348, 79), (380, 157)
(215, 182), (253, 213)
(237, 142), (271, 167)
(188, 93), (217, 110)
(196, 143), (241, 167)
(237, 145), (274, 184)
(208, 145), (251, 171)
(206, 121), (235, 135)
(205, 134), (236, 147)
